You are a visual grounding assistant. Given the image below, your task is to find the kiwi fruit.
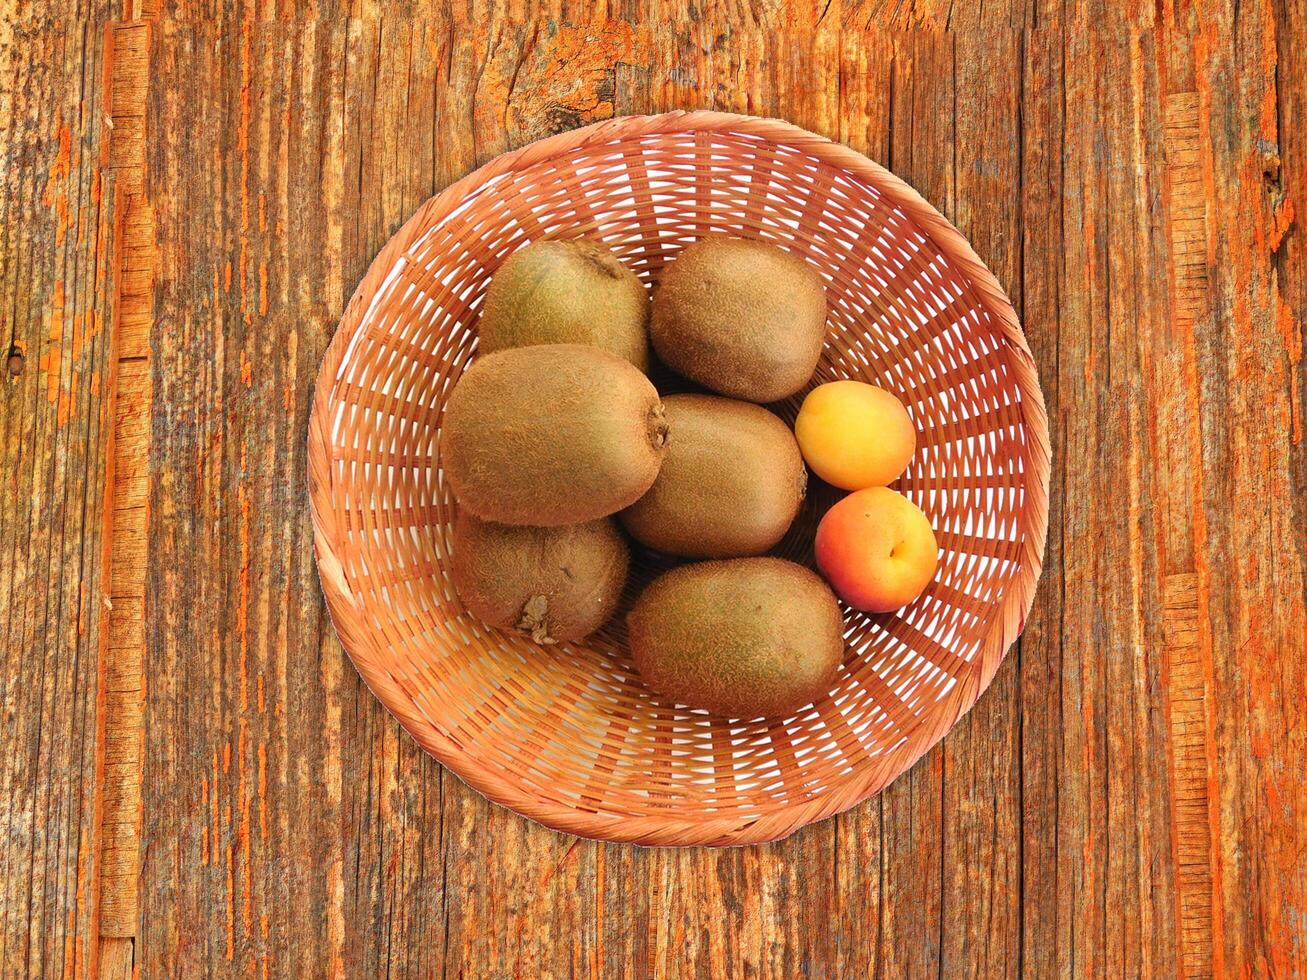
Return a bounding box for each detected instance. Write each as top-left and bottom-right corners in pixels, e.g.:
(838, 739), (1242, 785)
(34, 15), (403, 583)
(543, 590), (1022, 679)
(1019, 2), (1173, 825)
(620, 394), (806, 558)
(651, 237), (827, 402)
(478, 239), (650, 371)
(450, 512), (629, 644)
(441, 344), (669, 526)
(627, 557), (844, 718)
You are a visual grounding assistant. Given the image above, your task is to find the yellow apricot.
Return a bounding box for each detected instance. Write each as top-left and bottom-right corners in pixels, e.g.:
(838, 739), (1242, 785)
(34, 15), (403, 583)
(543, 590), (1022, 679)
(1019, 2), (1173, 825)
(794, 380), (916, 489)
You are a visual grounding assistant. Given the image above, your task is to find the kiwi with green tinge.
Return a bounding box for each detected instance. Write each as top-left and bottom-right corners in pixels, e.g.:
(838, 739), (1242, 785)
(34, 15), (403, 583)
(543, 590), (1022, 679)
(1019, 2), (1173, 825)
(651, 237), (827, 402)
(442, 344), (668, 526)
(479, 239), (650, 371)
(627, 557), (844, 718)
(620, 394), (806, 558)
(450, 512), (629, 644)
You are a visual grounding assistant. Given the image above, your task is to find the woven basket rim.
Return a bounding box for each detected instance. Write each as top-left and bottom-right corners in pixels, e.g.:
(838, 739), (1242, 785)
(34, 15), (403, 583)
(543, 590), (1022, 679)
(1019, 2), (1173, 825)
(307, 110), (1051, 846)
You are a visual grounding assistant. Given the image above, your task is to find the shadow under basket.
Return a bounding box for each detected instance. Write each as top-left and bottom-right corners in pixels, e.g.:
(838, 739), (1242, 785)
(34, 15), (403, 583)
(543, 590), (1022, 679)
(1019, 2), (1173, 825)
(308, 111), (1050, 847)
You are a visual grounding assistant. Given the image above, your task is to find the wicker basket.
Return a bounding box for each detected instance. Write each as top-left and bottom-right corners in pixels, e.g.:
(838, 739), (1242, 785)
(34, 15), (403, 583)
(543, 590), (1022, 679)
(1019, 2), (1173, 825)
(308, 111), (1049, 847)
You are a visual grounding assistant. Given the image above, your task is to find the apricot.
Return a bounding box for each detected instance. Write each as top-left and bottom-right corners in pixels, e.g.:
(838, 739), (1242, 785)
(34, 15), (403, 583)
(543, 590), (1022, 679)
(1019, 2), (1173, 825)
(794, 380), (915, 490)
(815, 487), (938, 612)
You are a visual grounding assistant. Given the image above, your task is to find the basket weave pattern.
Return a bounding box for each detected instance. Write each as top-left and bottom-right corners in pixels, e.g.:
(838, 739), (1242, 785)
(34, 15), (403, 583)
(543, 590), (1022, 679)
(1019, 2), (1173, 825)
(308, 112), (1049, 846)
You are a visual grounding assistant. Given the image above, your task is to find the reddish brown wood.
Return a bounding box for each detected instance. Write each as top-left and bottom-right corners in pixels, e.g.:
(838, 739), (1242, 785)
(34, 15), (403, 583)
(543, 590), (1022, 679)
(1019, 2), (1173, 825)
(0, 11), (120, 980)
(0, 3), (1303, 976)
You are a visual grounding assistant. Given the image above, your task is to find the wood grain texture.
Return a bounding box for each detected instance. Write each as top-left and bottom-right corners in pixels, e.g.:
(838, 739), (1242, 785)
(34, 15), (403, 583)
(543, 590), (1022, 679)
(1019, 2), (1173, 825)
(0, 2), (1303, 976)
(0, 11), (120, 980)
(99, 27), (153, 975)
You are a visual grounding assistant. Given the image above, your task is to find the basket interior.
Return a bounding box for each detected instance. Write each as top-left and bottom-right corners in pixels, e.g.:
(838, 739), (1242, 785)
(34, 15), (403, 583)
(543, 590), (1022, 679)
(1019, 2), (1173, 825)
(319, 126), (1033, 832)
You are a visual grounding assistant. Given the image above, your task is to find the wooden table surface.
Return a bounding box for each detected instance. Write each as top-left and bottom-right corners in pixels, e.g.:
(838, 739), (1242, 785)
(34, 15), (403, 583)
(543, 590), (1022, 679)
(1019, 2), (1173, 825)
(2, 3), (1304, 977)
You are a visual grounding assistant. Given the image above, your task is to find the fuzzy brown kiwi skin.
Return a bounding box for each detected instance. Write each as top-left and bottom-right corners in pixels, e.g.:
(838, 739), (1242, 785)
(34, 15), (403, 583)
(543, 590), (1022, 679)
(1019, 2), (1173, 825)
(442, 344), (669, 527)
(620, 394), (805, 559)
(650, 237), (827, 403)
(450, 512), (630, 644)
(627, 557), (844, 719)
(478, 239), (650, 371)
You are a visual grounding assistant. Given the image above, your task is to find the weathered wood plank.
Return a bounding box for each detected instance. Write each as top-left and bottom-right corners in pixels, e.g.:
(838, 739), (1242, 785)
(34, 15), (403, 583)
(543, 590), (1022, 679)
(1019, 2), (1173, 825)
(1013, 16), (1067, 979)
(1189, 0), (1305, 974)
(1270, 5), (1307, 973)
(0, 13), (120, 980)
(1019, 14), (1185, 976)
(140, 21), (450, 977)
(937, 23), (1025, 979)
(98, 20), (154, 965)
